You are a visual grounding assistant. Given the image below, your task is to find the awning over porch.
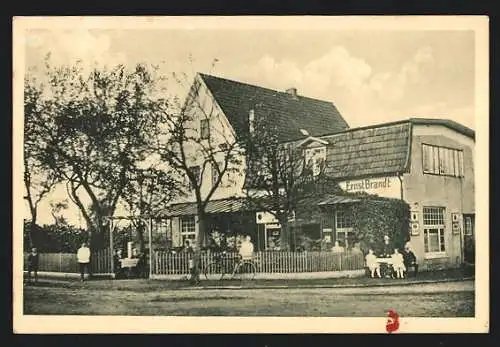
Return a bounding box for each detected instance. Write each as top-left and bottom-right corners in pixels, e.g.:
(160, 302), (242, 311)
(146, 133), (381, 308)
(317, 195), (361, 206)
(159, 197), (258, 218)
(159, 194), (362, 218)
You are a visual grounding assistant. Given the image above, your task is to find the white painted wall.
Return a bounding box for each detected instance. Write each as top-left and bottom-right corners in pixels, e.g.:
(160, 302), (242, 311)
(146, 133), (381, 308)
(170, 74), (247, 204)
(412, 124), (475, 167)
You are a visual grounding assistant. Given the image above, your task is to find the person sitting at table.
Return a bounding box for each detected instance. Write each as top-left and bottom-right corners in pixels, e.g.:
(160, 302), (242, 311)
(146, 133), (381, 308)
(365, 249), (382, 278)
(391, 248), (406, 279)
(402, 243), (418, 277)
(113, 249), (125, 279)
(350, 242), (363, 256)
(331, 241), (345, 253)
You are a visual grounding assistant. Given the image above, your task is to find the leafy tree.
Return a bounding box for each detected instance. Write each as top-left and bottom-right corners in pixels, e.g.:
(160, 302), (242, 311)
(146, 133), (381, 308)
(24, 56), (175, 248)
(49, 200), (69, 225)
(24, 80), (62, 247)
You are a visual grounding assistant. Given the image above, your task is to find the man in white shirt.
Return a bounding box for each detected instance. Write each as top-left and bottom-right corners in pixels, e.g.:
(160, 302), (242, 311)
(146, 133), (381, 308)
(77, 243), (91, 282)
(239, 235), (254, 261)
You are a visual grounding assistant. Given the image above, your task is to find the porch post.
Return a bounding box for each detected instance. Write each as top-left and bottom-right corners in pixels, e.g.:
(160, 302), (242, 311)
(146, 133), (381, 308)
(109, 218), (114, 275)
(149, 217), (153, 279)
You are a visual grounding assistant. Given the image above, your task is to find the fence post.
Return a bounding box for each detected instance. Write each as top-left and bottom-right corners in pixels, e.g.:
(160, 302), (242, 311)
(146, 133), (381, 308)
(59, 252), (63, 272)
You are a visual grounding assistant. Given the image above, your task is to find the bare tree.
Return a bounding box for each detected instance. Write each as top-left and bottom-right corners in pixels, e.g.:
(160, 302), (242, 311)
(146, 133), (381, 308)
(243, 104), (340, 250)
(156, 70), (244, 281)
(121, 166), (183, 250)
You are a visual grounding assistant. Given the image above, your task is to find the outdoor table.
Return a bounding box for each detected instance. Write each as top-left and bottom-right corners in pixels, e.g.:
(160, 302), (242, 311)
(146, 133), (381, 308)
(375, 257), (394, 278)
(119, 258), (139, 278)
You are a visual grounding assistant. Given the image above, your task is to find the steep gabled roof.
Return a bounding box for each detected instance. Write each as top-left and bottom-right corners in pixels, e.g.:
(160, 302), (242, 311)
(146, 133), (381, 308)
(322, 122), (412, 180)
(199, 73), (349, 142)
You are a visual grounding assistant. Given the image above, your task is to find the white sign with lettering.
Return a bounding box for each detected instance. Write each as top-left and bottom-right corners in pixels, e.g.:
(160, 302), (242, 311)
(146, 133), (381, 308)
(338, 176), (402, 199)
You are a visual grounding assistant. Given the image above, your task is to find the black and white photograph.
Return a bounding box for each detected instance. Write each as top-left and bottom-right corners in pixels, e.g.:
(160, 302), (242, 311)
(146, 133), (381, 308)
(12, 16), (489, 333)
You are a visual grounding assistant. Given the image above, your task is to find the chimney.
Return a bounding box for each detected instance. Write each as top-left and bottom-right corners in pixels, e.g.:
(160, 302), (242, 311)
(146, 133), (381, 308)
(286, 87), (298, 98)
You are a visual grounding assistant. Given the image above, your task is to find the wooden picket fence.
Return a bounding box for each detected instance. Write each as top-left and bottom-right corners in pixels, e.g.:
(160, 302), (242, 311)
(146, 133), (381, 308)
(23, 248), (112, 274)
(24, 249), (365, 276)
(153, 250), (365, 275)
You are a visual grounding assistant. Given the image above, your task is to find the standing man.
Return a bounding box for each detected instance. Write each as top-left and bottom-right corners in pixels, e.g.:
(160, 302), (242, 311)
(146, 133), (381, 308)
(77, 242), (91, 282)
(27, 247), (39, 285)
(381, 235), (393, 258)
(239, 235), (254, 261)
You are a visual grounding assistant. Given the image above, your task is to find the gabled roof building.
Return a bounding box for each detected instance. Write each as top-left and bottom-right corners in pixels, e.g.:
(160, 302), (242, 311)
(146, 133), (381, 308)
(161, 73), (475, 271)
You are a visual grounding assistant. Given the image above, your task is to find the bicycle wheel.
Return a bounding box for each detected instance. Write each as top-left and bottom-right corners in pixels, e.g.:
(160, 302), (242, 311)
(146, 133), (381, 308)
(237, 261), (256, 281)
(203, 262), (225, 281)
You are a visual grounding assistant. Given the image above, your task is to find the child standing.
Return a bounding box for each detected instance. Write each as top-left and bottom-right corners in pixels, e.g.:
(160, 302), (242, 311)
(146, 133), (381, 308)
(27, 247), (39, 284)
(391, 248), (406, 279)
(365, 249), (381, 278)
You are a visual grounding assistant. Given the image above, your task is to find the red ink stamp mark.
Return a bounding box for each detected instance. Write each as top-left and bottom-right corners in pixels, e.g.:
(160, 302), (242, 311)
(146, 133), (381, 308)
(386, 309), (400, 333)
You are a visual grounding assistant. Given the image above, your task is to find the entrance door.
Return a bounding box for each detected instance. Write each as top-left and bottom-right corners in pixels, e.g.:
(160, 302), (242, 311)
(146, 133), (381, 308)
(463, 214), (475, 264)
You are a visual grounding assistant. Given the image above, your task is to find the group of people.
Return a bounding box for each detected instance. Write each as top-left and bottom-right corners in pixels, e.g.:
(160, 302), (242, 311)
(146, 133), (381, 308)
(26, 243), (91, 284)
(113, 246), (148, 279)
(365, 236), (418, 279)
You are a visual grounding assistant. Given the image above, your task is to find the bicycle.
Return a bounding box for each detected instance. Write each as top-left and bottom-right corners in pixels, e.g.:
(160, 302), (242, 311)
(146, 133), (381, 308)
(203, 251), (256, 281)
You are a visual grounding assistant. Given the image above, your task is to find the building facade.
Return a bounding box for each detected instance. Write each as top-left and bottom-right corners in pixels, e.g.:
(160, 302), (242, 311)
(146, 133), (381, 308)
(298, 119), (475, 270)
(161, 73), (475, 270)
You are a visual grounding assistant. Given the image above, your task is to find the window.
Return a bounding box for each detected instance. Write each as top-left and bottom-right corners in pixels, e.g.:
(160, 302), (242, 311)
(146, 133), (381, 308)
(304, 146), (326, 176)
(422, 144), (464, 177)
(423, 207), (446, 255)
(211, 162), (221, 187)
(249, 109), (255, 134)
(200, 119), (210, 140)
(335, 207), (354, 248)
(181, 216), (196, 245)
(189, 166), (200, 190)
(464, 215), (474, 236)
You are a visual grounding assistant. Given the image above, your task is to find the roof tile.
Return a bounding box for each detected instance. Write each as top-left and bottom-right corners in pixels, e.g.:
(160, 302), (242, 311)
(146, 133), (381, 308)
(200, 73), (349, 142)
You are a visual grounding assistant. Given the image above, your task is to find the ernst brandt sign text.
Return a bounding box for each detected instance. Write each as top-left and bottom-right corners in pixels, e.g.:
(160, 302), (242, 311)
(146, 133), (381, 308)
(345, 177), (391, 191)
(338, 176), (401, 199)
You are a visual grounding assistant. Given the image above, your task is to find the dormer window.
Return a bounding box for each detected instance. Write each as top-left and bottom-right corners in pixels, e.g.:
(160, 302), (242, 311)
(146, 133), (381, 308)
(304, 146), (326, 176)
(200, 119), (210, 140)
(249, 109), (255, 134)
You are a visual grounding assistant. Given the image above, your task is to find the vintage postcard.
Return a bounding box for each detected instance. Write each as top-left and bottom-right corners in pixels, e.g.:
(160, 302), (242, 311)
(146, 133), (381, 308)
(12, 16), (489, 333)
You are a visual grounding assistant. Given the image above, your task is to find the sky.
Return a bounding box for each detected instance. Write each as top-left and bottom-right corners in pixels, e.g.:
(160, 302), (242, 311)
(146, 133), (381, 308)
(22, 21), (477, 226)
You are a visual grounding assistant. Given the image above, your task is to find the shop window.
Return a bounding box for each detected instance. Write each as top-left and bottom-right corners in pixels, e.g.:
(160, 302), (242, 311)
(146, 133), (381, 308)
(200, 119), (210, 140)
(181, 216), (196, 245)
(248, 109), (255, 134)
(336, 208), (354, 248)
(422, 144), (464, 177)
(265, 224), (281, 250)
(423, 206), (446, 256)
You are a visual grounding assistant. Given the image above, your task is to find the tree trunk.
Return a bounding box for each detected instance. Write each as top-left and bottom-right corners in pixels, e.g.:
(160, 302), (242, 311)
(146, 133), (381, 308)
(137, 223), (145, 252)
(190, 208), (206, 284)
(279, 217), (290, 251)
(29, 207), (37, 249)
(28, 221), (36, 249)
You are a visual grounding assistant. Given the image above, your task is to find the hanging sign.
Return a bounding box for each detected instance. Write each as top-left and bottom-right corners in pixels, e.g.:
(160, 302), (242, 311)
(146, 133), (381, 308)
(256, 211), (279, 224)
